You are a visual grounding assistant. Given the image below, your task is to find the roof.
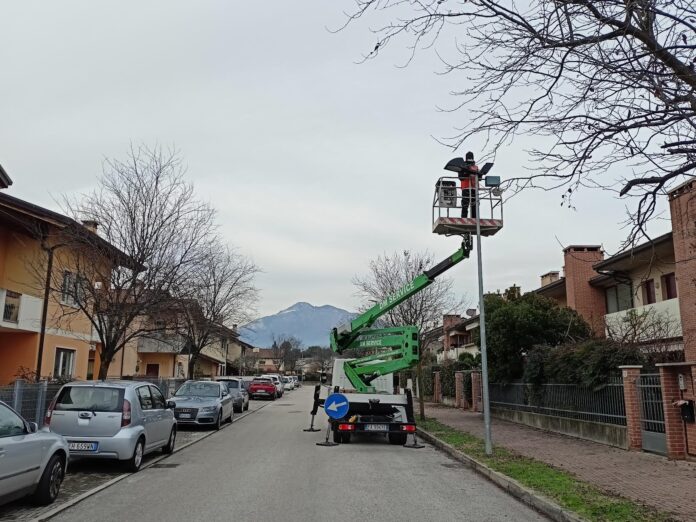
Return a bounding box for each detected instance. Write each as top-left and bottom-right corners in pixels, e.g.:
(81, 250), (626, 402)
(445, 315), (479, 334)
(592, 232), (673, 272)
(533, 277), (566, 298)
(0, 192), (142, 270)
(249, 348), (278, 358)
(0, 164), (12, 189)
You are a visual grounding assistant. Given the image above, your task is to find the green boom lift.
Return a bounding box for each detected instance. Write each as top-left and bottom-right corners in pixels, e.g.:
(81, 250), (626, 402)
(329, 235), (472, 393)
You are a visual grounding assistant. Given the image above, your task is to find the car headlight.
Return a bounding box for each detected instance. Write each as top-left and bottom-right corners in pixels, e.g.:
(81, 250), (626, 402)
(200, 406), (217, 413)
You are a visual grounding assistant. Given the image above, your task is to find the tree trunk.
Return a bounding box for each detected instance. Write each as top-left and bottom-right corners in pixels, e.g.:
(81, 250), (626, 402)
(97, 354), (111, 380)
(417, 359), (426, 422)
(188, 355), (197, 379)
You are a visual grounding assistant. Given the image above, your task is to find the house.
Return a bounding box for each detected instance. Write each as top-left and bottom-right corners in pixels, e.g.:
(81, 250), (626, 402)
(534, 236), (681, 350)
(246, 348), (283, 373)
(0, 188), (136, 384)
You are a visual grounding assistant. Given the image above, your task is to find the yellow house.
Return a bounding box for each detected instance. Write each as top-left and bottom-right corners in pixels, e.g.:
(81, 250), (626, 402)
(0, 189), (134, 384)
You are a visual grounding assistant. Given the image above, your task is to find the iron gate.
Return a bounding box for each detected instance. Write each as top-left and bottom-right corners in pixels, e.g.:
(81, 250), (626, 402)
(637, 373), (666, 455)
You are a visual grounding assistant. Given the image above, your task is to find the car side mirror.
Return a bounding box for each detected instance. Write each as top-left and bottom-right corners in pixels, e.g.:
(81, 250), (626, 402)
(27, 422), (38, 433)
(166, 401), (176, 409)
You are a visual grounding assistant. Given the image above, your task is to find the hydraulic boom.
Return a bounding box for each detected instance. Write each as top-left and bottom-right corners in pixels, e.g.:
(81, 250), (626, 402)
(330, 236), (472, 392)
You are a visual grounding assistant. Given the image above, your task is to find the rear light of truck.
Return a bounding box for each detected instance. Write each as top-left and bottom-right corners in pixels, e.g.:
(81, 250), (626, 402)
(44, 397), (57, 427)
(121, 399), (132, 427)
(400, 424), (416, 432)
(338, 423), (355, 431)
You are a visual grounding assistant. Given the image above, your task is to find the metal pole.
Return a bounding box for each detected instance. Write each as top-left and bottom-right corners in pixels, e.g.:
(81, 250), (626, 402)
(474, 180), (493, 456)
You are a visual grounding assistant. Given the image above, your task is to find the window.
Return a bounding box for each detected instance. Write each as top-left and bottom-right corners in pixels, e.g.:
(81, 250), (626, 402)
(2, 290), (20, 322)
(137, 386), (153, 410)
(55, 386), (123, 412)
(0, 404), (26, 438)
(662, 273), (678, 300)
(61, 271), (85, 306)
(149, 386), (166, 410)
(642, 279), (656, 304)
(605, 283), (633, 313)
(53, 348), (75, 380)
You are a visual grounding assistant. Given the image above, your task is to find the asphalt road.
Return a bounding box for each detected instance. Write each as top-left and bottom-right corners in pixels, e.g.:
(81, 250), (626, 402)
(52, 386), (545, 522)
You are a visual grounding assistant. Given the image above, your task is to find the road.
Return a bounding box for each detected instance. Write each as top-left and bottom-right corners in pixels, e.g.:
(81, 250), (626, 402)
(52, 386), (545, 522)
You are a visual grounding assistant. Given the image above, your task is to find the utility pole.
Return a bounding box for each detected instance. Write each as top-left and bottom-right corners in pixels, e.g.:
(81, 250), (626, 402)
(474, 178), (493, 456)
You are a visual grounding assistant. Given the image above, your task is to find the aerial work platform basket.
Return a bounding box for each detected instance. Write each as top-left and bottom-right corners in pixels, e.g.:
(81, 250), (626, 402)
(432, 176), (503, 236)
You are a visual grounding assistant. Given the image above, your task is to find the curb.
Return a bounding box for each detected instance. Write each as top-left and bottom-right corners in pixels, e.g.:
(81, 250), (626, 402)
(417, 429), (586, 522)
(33, 401), (272, 522)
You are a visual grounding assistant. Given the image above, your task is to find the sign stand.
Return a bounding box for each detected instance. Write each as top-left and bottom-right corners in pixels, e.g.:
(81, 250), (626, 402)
(303, 385), (322, 432)
(315, 422), (339, 447)
(403, 432), (425, 449)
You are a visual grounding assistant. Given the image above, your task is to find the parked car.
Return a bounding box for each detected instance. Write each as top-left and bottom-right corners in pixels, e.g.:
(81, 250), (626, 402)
(262, 374), (284, 397)
(169, 381), (233, 429)
(0, 401), (69, 507)
(292, 376), (300, 387)
(248, 378), (277, 400)
(215, 377), (249, 413)
(46, 381), (176, 472)
(282, 376), (294, 391)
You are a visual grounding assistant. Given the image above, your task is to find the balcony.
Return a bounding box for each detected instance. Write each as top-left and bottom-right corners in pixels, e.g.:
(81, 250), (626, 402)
(0, 288), (42, 332)
(137, 334), (187, 354)
(604, 298), (682, 340)
(436, 344), (479, 363)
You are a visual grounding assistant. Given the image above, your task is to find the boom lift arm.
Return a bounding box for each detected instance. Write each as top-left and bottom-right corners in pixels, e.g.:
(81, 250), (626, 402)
(329, 237), (472, 393)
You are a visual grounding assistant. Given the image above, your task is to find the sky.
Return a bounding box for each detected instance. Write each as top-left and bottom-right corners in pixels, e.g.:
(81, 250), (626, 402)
(0, 1), (671, 318)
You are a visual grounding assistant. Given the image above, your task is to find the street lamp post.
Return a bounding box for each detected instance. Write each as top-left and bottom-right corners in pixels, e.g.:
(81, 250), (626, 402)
(474, 175), (493, 456)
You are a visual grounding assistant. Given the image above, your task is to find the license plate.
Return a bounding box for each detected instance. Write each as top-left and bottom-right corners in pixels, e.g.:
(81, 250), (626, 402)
(179, 413), (191, 419)
(69, 442), (98, 451)
(365, 424), (388, 432)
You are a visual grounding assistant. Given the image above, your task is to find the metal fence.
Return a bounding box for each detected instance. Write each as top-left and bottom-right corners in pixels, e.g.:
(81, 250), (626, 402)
(489, 380), (626, 426)
(0, 378), (189, 425)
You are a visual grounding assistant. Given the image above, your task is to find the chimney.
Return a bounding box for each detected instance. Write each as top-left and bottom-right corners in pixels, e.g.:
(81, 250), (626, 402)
(540, 271), (560, 287)
(563, 245), (605, 335)
(82, 220), (99, 233)
(442, 314), (461, 351)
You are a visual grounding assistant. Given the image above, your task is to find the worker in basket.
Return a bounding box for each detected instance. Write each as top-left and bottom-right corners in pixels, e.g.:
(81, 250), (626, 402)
(459, 151), (480, 218)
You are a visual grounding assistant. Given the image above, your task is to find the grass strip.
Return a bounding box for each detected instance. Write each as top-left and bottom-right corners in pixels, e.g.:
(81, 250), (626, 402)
(420, 418), (674, 522)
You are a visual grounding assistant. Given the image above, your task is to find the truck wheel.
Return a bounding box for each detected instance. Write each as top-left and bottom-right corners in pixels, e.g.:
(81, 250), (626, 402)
(388, 433), (407, 445)
(332, 430), (343, 444)
(342, 433), (351, 443)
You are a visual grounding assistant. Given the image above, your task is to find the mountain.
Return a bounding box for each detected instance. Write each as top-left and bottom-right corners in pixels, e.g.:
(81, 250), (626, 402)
(240, 302), (356, 348)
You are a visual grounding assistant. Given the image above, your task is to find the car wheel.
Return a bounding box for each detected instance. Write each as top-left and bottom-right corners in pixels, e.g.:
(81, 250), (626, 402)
(388, 433), (408, 446)
(227, 410), (234, 423)
(214, 411), (222, 430)
(127, 438), (145, 472)
(162, 426), (176, 454)
(244, 402), (249, 411)
(233, 404), (242, 413)
(32, 453), (65, 505)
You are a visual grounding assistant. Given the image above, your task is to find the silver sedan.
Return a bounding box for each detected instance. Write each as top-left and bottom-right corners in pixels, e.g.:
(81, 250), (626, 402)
(169, 381), (233, 429)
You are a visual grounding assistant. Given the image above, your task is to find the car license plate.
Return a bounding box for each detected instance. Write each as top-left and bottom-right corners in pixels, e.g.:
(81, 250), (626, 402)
(179, 413), (191, 419)
(69, 441), (98, 451)
(365, 424), (388, 432)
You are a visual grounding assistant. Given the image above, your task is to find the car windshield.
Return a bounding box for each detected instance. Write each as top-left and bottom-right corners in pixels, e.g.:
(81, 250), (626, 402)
(55, 386), (124, 412)
(224, 380), (239, 388)
(175, 382), (221, 398)
(253, 378), (271, 384)
(282, 377), (289, 383)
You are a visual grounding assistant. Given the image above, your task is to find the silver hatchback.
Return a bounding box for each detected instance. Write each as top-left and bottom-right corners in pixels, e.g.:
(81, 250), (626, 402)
(46, 381), (176, 472)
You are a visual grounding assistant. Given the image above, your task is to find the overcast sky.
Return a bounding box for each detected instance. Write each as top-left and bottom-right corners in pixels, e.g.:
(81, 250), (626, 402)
(0, 1), (671, 318)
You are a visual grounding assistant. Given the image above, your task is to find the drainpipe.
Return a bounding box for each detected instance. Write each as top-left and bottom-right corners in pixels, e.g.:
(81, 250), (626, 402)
(36, 248), (54, 381)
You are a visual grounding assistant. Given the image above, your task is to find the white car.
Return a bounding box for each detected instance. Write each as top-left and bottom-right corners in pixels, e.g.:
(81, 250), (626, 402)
(282, 377), (294, 391)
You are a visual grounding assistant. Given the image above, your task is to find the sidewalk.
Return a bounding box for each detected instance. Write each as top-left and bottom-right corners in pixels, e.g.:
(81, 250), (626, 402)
(426, 404), (696, 521)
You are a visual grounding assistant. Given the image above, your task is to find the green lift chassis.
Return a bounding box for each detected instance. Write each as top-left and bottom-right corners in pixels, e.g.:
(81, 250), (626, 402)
(330, 235), (472, 394)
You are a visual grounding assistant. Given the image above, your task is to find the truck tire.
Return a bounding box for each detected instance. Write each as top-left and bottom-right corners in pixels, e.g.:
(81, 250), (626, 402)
(388, 433), (407, 445)
(332, 430), (343, 444)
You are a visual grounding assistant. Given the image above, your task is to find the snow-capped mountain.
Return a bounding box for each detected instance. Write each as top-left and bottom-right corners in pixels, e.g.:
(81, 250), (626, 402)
(240, 302), (356, 348)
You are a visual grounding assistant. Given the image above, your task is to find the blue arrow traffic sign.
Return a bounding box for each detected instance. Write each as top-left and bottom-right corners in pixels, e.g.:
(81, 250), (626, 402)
(324, 393), (350, 419)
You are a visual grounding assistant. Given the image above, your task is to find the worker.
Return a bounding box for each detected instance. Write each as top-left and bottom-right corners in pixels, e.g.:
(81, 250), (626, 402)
(459, 151), (480, 218)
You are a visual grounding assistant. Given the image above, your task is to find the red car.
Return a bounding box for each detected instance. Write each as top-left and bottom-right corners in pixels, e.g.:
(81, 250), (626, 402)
(249, 378), (277, 400)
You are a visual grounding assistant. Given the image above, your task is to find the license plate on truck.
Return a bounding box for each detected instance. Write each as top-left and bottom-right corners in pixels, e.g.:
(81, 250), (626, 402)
(69, 441), (98, 451)
(365, 424), (388, 432)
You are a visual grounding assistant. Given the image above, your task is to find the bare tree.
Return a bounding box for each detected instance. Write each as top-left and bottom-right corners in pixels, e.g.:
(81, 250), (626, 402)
(353, 250), (465, 419)
(39, 145), (216, 379)
(341, 1), (696, 244)
(175, 242), (260, 378)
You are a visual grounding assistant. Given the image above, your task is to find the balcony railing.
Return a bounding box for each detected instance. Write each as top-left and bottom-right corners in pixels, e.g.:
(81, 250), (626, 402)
(604, 298), (682, 340)
(3, 290), (20, 322)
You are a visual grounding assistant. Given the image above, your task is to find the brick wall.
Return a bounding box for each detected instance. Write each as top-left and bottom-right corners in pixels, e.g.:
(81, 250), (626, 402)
(668, 180), (696, 361)
(563, 246), (606, 335)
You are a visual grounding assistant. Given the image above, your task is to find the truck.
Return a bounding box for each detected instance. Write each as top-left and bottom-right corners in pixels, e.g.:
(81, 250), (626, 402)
(325, 239), (473, 444)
